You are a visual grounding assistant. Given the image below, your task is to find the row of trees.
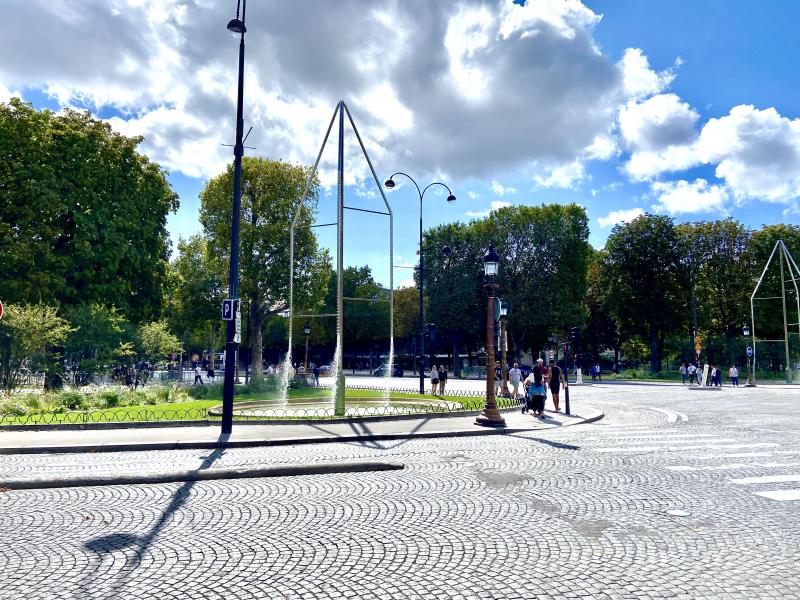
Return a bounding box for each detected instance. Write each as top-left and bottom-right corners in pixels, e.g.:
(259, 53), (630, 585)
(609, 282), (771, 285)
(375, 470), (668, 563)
(586, 217), (800, 372)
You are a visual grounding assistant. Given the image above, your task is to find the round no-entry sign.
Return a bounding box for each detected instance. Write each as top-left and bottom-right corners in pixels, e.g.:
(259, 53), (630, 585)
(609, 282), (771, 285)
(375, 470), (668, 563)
(746, 346), (753, 357)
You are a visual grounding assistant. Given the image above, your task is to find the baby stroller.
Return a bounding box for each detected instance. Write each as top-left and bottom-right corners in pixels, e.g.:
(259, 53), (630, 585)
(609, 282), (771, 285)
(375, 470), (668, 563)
(524, 380), (546, 417)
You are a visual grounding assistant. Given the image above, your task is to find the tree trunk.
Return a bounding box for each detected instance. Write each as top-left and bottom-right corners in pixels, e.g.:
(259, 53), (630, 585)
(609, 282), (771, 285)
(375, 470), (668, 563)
(649, 325), (661, 373)
(249, 291), (264, 381)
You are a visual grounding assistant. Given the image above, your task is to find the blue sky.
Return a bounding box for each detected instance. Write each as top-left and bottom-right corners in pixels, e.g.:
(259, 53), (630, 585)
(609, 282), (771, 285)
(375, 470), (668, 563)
(2, 0), (799, 289)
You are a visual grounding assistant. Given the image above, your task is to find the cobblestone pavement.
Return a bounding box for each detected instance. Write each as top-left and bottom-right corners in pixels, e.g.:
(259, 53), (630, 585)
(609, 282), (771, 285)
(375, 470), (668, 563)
(1, 384), (799, 599)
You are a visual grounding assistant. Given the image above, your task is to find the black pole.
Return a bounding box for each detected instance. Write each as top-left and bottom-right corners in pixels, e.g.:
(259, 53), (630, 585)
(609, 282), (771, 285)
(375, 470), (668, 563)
(563, 341), (571, 415)
(418, 194), (425, 394)
(222, 3), (246, 435)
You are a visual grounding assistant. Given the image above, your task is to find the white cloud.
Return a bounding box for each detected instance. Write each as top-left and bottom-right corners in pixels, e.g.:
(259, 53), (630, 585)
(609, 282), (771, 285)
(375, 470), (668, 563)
(620, 48), (676, 100)
(651, 179), (728, 215)
(534, 160), (586, 189)
(584, 134), (617, 160)
(465, 200), (512, 218)
(619, 93), (699, 151)
(597, 207), (644, 228)
(0, 82), (20, 103)
(491, 180), (516, 196)
(468, 191), (478, 200)
(0, 0), (625, 184)
(397, 278), (417, 289)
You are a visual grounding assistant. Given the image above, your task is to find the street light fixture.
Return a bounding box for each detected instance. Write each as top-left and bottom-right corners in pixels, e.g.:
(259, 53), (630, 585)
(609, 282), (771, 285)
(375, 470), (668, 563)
(476, 242), (505, 427)
(499, 301), (508, 397)
(384, 172), (456, 394)
(303, 322), (311, 372)
(743, 323), (756, 386)
(221, 0), (247, 435)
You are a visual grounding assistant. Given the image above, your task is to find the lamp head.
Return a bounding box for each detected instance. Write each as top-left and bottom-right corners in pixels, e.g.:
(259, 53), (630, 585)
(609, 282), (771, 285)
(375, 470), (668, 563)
(446, 194), (456, 203)
(227, 18), (246, 35)
(303, 322), (311, 336)
(442, 245), (452, 258)
(743, 324), (750, 337)
(384, 178), (395, 189)
(483, 242), (500, 277)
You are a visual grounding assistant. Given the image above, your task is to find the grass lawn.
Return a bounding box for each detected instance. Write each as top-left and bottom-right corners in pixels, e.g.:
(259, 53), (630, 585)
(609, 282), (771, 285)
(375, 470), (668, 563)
(0, 388), (499, 426)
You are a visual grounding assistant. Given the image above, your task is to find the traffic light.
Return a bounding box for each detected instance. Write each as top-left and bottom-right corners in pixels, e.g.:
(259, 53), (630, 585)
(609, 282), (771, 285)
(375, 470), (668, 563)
(569, 327), (581, 343)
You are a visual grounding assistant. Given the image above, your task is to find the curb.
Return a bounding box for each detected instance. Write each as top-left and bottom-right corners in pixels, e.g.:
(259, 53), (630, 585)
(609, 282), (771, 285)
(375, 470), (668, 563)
(0, 409), (603, 455)
(0, 461), (404, 491)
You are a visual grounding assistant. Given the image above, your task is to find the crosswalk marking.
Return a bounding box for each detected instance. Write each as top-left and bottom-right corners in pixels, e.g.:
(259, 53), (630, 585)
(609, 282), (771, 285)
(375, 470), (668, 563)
(730, 474), (800, 485)
(596, 442), (779, 453)
(753, 489), (800, 501)
(667, 462), (800, 472)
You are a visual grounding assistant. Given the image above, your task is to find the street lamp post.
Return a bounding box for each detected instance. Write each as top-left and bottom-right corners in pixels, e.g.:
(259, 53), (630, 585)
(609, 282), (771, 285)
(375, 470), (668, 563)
(499, 302), (508, 397)
(743, 323), (756, 387)
(303, 322), (311, 372)
(385, 173), (455, 394)
(476, 243), (506, 427)
(221, 0), (247, 435)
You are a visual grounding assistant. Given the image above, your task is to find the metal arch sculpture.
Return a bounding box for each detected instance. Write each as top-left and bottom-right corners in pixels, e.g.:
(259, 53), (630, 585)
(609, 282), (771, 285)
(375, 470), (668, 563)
(288, 101), (394, 415)
(750, 239), (800, 384)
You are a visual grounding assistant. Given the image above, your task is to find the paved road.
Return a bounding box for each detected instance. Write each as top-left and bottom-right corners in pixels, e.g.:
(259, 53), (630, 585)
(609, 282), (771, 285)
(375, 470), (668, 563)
(1, 384), (798, 599)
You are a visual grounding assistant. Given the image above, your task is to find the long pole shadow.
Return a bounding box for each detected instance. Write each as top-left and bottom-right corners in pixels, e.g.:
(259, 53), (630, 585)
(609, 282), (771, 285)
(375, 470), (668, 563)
(78, 434), (230, 599)
(305, 416), (435, 451)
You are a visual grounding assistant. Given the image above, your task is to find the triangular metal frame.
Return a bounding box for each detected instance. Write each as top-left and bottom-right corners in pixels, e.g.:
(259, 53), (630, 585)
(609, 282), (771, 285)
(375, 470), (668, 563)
(288, 101), (394, 414)
(750, 239), (800, 384)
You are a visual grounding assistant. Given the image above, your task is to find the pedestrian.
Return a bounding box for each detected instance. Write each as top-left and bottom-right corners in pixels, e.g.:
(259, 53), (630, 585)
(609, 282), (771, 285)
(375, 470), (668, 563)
(523, 358), (547, 417)
(548, 359), (564, 412)
(715, 365), (723, 387)
(509, 362), (522, 400)
(707, 365), (715, 386)
(595, 363), (602, 382)
(313, 365), (320, 386)
(729, 364), (739, 387)
(131, 365), (139, 390)
(206, 363), (215, 384)
(438, 365), (448, 394)
(430, 365), (439, 395)
(193, 364), (203, 385)
(688, 362), (697, 385)
(680, 362), (687, 385)
(590, 364), (597, 382)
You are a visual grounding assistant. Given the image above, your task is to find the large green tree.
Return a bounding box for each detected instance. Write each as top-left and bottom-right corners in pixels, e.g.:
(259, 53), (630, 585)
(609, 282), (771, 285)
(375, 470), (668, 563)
(200, 157), (330, 379)
(603, 214), (680, 372)
(0, 99), (178, 321)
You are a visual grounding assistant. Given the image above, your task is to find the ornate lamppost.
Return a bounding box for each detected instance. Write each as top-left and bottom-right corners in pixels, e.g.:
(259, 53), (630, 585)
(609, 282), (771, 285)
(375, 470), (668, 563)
(476, 243), (506, 427)
(499, 301), (508, 397)
(743, 323), (756, 386)
(303, 322), (311, 372)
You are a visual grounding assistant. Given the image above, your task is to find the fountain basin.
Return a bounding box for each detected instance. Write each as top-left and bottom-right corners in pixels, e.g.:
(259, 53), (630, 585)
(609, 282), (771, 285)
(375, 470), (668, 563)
(208, 396), (463, 419)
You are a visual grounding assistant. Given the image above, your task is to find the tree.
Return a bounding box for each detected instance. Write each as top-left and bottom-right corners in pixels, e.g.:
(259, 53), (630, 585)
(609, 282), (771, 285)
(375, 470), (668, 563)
(0, 99), (178, 321)
(0, 303), (73, 393)
(166, 235), (225, 354)
(200, 157), (330, 380)
(138, 321), (182, 364)
(64, 304), (134, 384)
(603, 214), (680, 372)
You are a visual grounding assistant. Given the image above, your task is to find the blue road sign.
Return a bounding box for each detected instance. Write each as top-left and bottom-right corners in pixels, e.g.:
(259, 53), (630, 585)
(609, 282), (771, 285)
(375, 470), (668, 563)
(222, 299), (238, 321)
(746, 346), (753, 357)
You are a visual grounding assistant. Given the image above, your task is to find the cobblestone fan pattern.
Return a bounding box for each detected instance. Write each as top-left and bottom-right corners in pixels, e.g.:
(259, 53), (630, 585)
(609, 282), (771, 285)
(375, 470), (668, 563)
(1, 385), (799, 599)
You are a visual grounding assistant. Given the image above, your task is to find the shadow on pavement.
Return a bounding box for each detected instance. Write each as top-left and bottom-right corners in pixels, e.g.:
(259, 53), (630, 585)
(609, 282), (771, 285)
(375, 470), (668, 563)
(306, 417), (435, 451)
(78, 433), (230, 599)
(505, 433), (581, 451)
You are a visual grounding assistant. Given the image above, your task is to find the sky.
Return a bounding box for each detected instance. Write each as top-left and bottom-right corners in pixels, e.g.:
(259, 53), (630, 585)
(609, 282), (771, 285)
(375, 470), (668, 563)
(2, 0), (800, 289)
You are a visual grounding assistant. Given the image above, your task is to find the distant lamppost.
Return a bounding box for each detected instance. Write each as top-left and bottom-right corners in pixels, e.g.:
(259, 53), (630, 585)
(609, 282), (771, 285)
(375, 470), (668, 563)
(499, 301), (508, 397)
(476, 243), (506, 427)
(303, 322), (311, 371)
(385, 173), (456, 394)
(221, 0), (247, 435)
(743, 323), (756, 387)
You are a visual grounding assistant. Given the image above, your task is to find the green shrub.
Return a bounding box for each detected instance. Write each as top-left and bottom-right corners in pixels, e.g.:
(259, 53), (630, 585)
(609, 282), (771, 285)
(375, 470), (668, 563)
(59, 390), (87, 411)
(21, 394), (42, 412)
(99, 390), (122, 408)
(0, 400), (27, 417)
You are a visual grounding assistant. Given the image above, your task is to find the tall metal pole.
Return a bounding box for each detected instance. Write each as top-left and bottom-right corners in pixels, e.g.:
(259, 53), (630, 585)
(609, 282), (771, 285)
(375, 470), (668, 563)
(500, 318), (507, 397)
(222, 1), (246, 435)
(563, 342), (571, 415)
(780, 248), (791, 383)
(334, 102), (346, 415)
(418, 195), (425, 394)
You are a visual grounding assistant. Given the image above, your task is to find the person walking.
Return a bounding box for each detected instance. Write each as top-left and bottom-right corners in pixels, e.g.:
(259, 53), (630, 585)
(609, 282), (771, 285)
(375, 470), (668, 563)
(206, 364), (215, 385)
(509, 363), (522, 400)
(688, 362), (698, 385)
(523, 358), (547, 417)
(313, 365), (320, 386)
(729, 364), (739, 387)
(680, 362), (687, 385)
(438, 365), (448, 394)
(430, 365), (439, 395)
(193, 364), (203, 386)
(548, 359), (564, 412)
